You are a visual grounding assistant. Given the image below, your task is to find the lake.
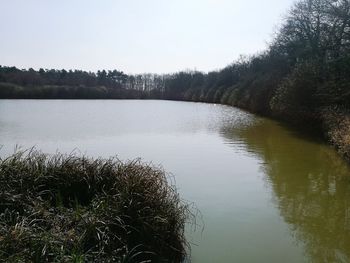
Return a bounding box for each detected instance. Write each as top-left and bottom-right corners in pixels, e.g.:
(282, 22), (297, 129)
(0, 99), (349, 262)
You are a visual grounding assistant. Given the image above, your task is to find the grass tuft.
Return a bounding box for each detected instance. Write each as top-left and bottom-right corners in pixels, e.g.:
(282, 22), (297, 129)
(0, 150), (194, 262)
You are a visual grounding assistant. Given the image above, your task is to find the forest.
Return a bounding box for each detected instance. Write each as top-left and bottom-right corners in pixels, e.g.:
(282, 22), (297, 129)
(1, 0), (349, 158)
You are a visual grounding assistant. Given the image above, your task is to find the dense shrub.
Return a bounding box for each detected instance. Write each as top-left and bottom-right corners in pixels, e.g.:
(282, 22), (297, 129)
(270, 61), (321, 118)
(322, 107), (350, 160)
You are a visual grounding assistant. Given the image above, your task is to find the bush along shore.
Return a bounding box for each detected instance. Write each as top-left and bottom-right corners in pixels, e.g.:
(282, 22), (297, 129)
(0, 150), (194, 262)
(0, 0), (349, 160)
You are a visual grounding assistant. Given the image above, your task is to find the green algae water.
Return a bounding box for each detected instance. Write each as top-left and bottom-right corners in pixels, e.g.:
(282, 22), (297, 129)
(0, 100), (349, 262)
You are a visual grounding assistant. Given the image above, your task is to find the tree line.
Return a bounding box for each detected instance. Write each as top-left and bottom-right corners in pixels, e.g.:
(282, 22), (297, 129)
(159, 0), (350, 120)
(0, 67), (144, 99)
(2, 0), (349, 111)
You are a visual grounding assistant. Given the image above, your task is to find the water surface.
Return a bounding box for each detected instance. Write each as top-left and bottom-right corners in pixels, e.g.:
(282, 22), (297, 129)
(0, 100), (349, 263)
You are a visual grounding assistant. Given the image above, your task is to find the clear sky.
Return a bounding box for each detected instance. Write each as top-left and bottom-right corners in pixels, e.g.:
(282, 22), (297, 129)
(0, 0), (295, 74)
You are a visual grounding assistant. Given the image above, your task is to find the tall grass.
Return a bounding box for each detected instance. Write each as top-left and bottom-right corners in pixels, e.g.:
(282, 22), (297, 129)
(0, 150), (194, 262)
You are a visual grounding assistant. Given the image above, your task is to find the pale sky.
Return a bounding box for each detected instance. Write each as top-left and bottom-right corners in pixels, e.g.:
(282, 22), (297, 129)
(0, 0), (295, 74)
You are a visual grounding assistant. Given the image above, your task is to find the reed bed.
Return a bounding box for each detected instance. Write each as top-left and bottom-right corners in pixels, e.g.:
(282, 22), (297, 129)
(0, 150), (194, 262)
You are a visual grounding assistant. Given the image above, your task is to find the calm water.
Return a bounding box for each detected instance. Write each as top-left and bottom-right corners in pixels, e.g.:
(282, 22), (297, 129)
(1, 100), (350, 263)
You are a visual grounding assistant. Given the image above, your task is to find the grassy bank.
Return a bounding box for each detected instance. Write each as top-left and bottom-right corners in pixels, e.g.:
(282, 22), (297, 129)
(0, 150), (193, 262)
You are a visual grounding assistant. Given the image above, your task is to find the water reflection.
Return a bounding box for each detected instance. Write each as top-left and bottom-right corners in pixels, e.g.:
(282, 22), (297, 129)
(222, 119), (350, 263)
